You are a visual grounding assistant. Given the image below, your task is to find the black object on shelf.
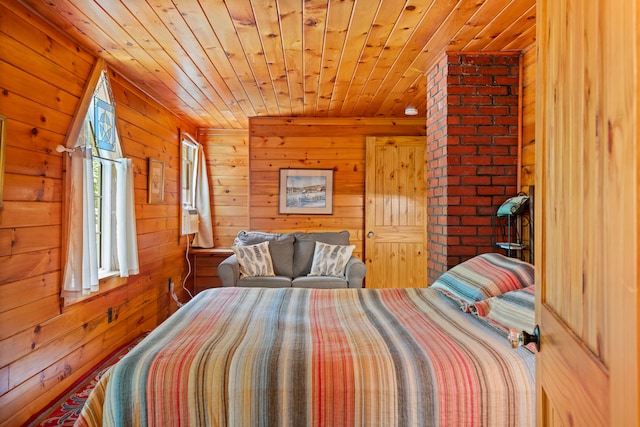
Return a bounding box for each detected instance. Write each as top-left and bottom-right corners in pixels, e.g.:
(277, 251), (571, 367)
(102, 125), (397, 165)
(495, 193), (530, 260)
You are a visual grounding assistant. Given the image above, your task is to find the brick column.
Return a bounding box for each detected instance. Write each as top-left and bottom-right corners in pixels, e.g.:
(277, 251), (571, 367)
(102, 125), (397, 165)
(427, 52), (520, 284)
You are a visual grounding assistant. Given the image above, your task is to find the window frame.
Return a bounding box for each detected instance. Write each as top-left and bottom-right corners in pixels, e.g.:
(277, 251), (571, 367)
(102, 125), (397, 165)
(60, 59), (127, 306)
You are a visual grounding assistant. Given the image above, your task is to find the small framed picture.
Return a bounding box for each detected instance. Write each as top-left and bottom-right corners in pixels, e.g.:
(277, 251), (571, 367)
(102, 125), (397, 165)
(279, 168), (333, 215)
(148, 158), (165, 204)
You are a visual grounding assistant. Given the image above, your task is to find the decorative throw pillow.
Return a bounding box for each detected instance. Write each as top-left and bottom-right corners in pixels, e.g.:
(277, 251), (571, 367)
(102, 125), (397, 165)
(431, 252), (534, 305)
(232, 241), (275, 278)
(235, 230), (295, 277)
(471, 285), (536, 333)
(308, 241), (355, 277)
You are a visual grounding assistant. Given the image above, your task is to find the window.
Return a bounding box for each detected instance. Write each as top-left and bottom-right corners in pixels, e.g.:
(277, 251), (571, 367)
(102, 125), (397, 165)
(181, 134), (198, 209)
(90, 75), (122, 277)
(62, 62), (139, 297)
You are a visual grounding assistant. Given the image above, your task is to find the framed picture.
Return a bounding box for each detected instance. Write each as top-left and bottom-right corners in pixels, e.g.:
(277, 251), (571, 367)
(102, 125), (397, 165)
(279, 168), (333, 214)
(148, 158), (165, 204)
(0, 115), (5, 208)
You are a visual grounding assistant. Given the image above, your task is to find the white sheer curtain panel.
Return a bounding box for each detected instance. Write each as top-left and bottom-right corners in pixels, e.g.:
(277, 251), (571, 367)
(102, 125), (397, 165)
(191, 145), (214, 248)
(63, 145), (99, 293)
(115, 158), (140, 276)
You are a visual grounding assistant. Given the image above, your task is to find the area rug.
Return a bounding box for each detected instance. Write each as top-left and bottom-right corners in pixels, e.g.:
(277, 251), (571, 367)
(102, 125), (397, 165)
(24, 333), (149, 427)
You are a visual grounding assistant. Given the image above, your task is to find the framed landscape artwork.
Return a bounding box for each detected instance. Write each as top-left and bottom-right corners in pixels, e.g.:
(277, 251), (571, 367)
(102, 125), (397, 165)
(279, 168), (333, 214)
(148, 158), (165, 204)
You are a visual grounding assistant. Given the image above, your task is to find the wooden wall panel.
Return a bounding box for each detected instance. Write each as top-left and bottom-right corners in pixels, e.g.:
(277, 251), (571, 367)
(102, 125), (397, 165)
(521, 44), (536, 191)
(197, 128), (249, 247)
(0, 3), (197, 424)
(247, 117), (426, 258)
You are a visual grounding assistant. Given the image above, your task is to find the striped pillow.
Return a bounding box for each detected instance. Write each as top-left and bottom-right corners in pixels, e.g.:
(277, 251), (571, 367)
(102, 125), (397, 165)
(232, 241), (275, 278)
(431, 253), (534, 304)
(308, 241), (355, 277)
(467, 285), (536, 335)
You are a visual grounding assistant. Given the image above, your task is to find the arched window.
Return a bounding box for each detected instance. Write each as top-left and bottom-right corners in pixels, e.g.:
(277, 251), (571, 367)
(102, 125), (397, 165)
(60, 60), (139, 297)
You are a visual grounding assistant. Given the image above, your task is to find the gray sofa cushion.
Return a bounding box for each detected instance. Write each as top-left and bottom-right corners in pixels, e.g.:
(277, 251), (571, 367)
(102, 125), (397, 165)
(292, 231), (350, 277)
(236, 276), (293, 288)
(235, 231), (295, 277)
(292, 275), (348, 289)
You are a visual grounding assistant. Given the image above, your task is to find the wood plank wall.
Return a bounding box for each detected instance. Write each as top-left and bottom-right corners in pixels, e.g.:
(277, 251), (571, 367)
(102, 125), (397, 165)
(197, 128), (249, 247)
(0, 3), (196, 424)
(247, 117), (426, 258)
(521, 44), (536, 193)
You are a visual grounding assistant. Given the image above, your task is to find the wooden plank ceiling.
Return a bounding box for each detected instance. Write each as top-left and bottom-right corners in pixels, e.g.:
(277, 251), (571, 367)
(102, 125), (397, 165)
(18, 0), (536, 129)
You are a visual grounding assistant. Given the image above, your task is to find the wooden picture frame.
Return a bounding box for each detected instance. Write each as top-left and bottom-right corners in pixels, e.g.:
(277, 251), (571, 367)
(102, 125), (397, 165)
(148, 158), (165, 204)
(0, 115), (5, 208)
(279, 168), (333, 214)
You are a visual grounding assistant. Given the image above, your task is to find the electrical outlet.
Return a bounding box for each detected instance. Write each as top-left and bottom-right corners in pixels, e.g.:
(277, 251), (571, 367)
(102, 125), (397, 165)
(107, 307), (113, 323)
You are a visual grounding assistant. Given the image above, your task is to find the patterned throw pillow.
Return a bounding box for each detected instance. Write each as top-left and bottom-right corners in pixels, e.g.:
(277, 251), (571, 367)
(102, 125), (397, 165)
(232, 241), (275, 278)
(308, 241), (355, 277)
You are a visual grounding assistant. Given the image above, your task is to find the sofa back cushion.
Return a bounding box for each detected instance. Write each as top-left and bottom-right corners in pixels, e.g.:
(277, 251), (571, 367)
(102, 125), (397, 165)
(293, 231), (350, 277)
(235, 231), (295, 277)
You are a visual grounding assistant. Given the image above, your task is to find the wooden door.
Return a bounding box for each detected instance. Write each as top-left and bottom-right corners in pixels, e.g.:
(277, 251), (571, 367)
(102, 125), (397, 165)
(364, 136), (427, 288)
(536, 0), (638, 425)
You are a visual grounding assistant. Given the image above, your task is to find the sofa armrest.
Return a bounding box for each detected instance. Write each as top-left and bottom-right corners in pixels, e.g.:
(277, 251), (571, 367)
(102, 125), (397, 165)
(217, 254), (240, 287)
(345, 256), (366, 288)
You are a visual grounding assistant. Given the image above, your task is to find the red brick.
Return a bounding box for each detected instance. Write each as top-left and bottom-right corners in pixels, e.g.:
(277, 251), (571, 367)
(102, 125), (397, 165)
(448, 85), (478, 95)
(462, 155), (491, 165)
(461, 95), (493, 105)
(448, 145), (477, 155)
(492, 176), (517, 186)
(447, 236), (461, 245)
(477, 206), (498, 216)
(461, 75), (492, 85)
(479, 65), (510, 75)
(494, 76), (519, 85)
(448, 105), (479, 115)
(479, 106), (509, 115)
(461, 236), (493, 245)
(461, 175), (491, 186)
(447, 245), (478, 256)
(448, 205), (478, 215)
(494, 136), (518, 145)
(461, 196), (492, 206)
(495, 116), (519, 126)
(478, 86), (508, 95)
(492, 156), (517, 165)
(495, 55), (520, 64)
(462, 116), (492, 125)
(494, 95), (519, 105)
(477, 125), (509, 135)
(477, 186), (507, 196)
(478, 146), (509, 155)
(448, 125), (478, 135)
(448, 165), (478, 175)
(460, 135), (492, 145)
(447, 186), (477, 196)
(461, 55), (493, 65)
(462, 216), (492, 226)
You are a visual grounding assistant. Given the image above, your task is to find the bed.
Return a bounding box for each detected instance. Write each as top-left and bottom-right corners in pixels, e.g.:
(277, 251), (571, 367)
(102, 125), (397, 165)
(76, 253), (536, 426)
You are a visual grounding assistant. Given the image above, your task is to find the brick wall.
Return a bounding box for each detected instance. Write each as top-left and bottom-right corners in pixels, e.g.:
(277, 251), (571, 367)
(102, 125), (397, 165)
(427, 52), (520, 284)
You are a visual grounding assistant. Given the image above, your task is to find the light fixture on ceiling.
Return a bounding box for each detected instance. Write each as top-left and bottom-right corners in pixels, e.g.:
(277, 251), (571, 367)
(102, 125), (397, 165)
(404, 106), (418, 116)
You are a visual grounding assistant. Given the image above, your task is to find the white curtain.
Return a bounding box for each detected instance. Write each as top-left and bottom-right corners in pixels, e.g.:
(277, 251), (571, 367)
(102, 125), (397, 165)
(63, 146), (99, 293)
(191, 145), (214, 248)
(115, 158), (140, 276)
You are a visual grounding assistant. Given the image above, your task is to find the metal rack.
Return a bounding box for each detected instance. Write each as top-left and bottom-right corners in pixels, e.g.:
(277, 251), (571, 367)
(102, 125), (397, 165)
(495, 192), (531, 261)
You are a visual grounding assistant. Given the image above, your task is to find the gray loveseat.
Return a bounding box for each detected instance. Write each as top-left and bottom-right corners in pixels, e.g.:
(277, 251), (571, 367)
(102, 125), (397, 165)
(218, 230), (366, 288)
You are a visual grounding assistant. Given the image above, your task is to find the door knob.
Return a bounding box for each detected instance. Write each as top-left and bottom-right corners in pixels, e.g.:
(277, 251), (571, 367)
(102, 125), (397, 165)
(508, 325), (540, 351)
(367, 231), (374, 238)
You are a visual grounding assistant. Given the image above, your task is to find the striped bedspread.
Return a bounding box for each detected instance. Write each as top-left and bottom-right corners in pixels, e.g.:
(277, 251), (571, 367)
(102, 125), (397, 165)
(76, 287), (534, 426)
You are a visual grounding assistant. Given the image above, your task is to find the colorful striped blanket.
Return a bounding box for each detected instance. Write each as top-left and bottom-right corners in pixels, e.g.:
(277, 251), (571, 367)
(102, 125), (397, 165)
(76, 287), (534, 426)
